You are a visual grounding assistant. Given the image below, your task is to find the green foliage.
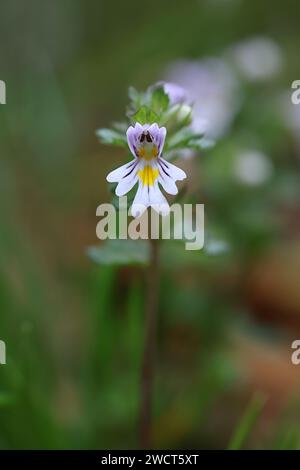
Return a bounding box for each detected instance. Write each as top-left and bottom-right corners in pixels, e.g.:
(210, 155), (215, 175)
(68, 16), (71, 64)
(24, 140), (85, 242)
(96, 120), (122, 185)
(97, 81), (205, 163)
(228, 394), (267, 450)
(87, 240), (149, 266)
(149, 86), (170, 115)
(96, 128), (127, 147)
(128, 86), (143, 109)
(1, 0), (300, 451)
(166, 128), (206, 151)
(94, 79), (210, 269)
(131, 105), (159, 125)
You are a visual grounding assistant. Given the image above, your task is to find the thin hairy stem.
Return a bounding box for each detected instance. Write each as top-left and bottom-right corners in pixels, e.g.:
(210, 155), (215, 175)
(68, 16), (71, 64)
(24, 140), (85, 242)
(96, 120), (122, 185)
(139, 237), (159, 449)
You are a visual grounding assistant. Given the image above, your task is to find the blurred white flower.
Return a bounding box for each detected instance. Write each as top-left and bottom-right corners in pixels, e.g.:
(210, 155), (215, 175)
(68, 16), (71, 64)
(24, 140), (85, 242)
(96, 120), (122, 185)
(164, 58), (240, 139)
(205, 239), (231, 255)
(230, 36), (283, 82)
(234, 150), (273, 186)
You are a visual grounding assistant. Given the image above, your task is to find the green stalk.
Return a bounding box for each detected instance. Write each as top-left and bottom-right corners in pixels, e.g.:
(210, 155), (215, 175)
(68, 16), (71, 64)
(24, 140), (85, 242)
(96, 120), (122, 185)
(139, 238), (159, 449)
(228, 392), (267, 450)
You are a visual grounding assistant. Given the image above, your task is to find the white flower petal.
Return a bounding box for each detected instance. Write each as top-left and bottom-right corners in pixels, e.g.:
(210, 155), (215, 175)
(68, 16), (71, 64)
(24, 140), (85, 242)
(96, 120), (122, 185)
(149, 183), (170, 215)
(148, 123), (159, 137)
(158, 175), (178, 195)
(134, 122), (144, 133)
(116, 174), (138, 196)
(107, 122), (182, 218)
(159, 157), (186, 181)
(130, 181), (170, 218)
(106, 160), (136, 183)
(130, 183), (150, 218)
(126, 123), (144, 156)
(126, 127), (136, 156)
(158, 127), (167, 156)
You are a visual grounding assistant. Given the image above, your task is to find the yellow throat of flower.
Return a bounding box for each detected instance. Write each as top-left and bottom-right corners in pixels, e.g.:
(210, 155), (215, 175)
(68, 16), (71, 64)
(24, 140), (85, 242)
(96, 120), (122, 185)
(138, 165), (159, 187)
(137, 144), (158, 161)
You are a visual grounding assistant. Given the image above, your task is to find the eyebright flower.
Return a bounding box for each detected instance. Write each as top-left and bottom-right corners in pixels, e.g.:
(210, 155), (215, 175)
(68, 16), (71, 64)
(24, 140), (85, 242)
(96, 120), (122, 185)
(106, 123), (186, 217)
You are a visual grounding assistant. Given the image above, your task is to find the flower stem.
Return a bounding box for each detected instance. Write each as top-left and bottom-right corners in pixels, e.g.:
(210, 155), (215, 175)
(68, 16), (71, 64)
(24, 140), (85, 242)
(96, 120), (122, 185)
(139, 238), (159, 449)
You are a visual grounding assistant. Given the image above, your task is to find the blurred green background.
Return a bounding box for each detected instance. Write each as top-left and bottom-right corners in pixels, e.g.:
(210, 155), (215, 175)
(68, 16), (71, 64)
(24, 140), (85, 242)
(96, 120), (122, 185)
(1, 0), (300, 449)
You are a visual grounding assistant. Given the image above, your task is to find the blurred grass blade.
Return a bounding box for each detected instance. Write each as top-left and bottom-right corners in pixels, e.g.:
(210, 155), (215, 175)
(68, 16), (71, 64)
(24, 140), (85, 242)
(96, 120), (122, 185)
(275, 426), (299, 450)
(228, 393), (267, 450)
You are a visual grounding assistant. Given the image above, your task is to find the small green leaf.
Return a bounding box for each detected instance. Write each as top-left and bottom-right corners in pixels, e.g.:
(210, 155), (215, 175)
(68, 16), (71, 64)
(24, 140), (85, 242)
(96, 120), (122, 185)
(197, 137), (215, 149)
(87, 240), (149, 266)
(160, 103), (192, 128)
(128, 86), (142, 107)
(112, 121), (128, 133)
(166, 128), (205, 151)
(184, 137), (214, 150)
(160, 104), (181, 123)
(132, 106), (159, 125)
(96, 128), (127, 147)
(150, 86), (169, 114)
